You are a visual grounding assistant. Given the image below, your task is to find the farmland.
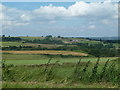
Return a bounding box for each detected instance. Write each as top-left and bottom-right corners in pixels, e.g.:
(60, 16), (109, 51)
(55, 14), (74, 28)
(3, 53), (117, 65)
(2, 36), (119, 88)
(2, 50), (88, 56)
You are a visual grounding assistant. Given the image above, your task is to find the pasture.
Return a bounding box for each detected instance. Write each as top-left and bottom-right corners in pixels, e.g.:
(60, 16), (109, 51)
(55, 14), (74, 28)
(2, 42), (23, 46)
(2, 41), (64, 49)
(3, 55), (119, 88)
(3, 53), (118, 65)
(2, 54), (119, 88)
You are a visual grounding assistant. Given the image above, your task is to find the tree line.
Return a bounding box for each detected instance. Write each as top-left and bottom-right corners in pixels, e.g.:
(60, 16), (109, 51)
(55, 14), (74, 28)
(2, 43), (119, 57)
(1, 35), (64, 44)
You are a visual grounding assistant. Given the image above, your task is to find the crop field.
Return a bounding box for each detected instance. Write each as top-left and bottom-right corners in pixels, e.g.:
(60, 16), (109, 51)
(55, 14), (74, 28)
(24, 43), (63, 48)
(2, 41), (64, 49)
(2, 50), (88, 56)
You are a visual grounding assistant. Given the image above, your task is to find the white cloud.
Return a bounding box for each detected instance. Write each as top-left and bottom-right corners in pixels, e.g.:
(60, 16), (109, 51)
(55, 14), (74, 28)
(1, 3), (30, 28)
(0, 4), (6, 12)
(15, 22), (29, 26)
(1, 0), (118, 33)
(3, 20), (29, 27)
(64, 2), (89, 16)
(101, 19), (110, 24)
(32, 1), (118, 18)
(88, 25), (96, 29)
(20, 14), (31, 21)
(33, 4), (66, 17)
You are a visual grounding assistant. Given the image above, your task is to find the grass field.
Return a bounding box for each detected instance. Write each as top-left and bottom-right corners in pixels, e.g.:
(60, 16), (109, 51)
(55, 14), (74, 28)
(2, 42), (24, 46)
(20, 36), (45, 40)
(2, 51), (119, 88)
(3, 53), (118, 65)
(2, 41), (64, 49)
(63, 38), (102, 44)
(4, 57), (117, 65)
(3, 57), (118, 88)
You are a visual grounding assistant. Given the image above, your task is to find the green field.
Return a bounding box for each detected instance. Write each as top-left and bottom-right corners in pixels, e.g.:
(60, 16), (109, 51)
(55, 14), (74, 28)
(2, 42), (23, 46)
(3, 53), (118, 65)
(20, 36), (45, 40)
(1, 36), (103, 47)
(3, 56), (118, 88)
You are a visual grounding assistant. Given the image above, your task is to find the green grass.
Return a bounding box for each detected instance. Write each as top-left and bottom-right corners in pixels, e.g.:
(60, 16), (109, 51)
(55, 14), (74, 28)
(2, 37), (103, 47)
(3, 54), (49, 60)
(2, 41), (40, 47)
(62, 38), (102, 44)
(3, 54), (118, 65)
(113, 43), (119, 49)
(3, 59), (118, 88)
(2, 41), (63, 48)
(20, 36), (44, 40)
(2, 42), (23, 46)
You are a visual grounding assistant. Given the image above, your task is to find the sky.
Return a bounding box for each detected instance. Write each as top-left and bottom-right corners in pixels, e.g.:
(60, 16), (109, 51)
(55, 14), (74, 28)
(1, 0), (119, 37)
(2, 0), (119, 2)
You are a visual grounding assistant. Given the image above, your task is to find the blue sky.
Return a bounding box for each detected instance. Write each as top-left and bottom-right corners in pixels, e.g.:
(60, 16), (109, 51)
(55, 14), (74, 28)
(2, 0), (119, 2)
(1, 1), (118, 37)
(2, 2), (75, 10)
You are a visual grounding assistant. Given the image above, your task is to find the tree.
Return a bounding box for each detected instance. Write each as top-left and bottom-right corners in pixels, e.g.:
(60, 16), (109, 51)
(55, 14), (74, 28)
(2, 35), (5, 37)
(57, 36), (61, 38)
(46, 35), (52, 38)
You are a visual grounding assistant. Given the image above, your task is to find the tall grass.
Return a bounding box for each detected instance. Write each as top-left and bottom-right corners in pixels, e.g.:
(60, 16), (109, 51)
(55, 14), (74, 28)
(67, 58), (118, 84)
(2, 58), (119, 85)
(89, 58), (100, 82)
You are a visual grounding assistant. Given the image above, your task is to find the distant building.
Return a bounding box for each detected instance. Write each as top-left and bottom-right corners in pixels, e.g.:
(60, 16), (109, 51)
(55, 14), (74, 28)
(69, 40), (79, 43)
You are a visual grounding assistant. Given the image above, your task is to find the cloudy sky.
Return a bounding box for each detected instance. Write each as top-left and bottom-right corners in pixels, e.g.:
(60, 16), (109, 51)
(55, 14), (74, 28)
(1, 0), (118, 37)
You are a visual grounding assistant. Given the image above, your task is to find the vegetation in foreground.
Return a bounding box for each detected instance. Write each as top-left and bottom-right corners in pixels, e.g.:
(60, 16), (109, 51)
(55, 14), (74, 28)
(3, 82), (118, 88)
(2, 58), (119, 88)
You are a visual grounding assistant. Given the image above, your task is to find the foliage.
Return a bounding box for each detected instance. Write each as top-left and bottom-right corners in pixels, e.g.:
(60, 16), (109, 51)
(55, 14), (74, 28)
(3, 58), (119, 86)
(2, 36), (22, 42)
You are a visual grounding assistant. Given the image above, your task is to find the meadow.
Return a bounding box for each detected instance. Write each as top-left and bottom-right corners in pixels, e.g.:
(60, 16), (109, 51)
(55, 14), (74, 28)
(3, 53), (117, 65)
(2, 56), (119, 88)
